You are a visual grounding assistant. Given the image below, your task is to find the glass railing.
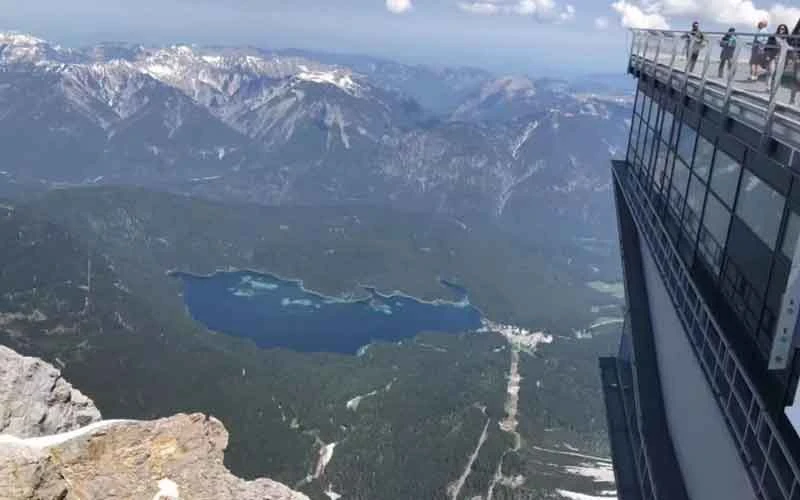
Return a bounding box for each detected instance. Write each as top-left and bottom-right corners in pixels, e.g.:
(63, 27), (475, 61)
(629, 29), (800, 148)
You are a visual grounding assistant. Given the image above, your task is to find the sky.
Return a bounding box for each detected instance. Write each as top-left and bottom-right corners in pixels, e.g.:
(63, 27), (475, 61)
(2, 0), (800, 76)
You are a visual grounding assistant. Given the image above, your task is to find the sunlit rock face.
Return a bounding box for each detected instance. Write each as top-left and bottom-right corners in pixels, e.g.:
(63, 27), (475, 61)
(0, 346), (309, 500)
(0, 345), (101, 438)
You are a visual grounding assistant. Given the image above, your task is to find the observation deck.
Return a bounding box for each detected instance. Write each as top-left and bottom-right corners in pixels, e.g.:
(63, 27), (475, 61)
(629, 29), (800, 151)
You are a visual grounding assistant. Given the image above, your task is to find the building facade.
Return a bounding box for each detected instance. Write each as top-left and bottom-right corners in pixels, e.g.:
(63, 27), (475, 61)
(602, 30), (800, 500)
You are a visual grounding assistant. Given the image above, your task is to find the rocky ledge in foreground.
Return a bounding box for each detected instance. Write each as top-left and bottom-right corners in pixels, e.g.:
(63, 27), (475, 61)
(0, 345), (101, 437)
(0, 346), (308, 500)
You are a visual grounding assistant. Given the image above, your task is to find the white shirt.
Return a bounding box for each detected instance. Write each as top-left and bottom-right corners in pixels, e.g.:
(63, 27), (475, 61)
(755, 27), (769, 45)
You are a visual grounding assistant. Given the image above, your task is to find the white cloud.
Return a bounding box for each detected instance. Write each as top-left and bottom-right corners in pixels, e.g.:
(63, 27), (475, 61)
(609, 1), (800, 30)
(559, 4), (576, 21)
(513, 0), (556, 16)
(595, 16), (610, 29)
(458, 1), (501, 14)
(611, 1), (670, 29)
(386, 0), (413, 14)
(769, 5), (800, 28)
(458, 0), (575, 22)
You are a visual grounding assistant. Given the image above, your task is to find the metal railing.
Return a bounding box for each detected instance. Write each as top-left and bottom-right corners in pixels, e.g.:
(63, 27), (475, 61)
(610, 352), (660, 499)
(613, 159), (800, 500)
(629, 29), (800, 149)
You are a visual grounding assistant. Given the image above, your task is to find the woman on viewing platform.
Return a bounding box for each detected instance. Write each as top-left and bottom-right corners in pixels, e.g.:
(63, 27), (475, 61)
(790, 19), (800, 104)
(765, 24), (790, 90)
(750, 20), (769, 81)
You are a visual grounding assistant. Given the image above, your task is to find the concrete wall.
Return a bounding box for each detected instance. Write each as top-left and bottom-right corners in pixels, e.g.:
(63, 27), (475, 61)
(639, 239), (757, 500)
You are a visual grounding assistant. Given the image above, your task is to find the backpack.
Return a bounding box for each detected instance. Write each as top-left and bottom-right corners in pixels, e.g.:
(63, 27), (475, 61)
(720, 34), (736, 48)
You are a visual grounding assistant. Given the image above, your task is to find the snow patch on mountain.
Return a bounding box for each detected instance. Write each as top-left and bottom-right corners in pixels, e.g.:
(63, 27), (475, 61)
(556, 490), (617, 500)
(0, 32), (45, 46)
(313, 442), (337, 479)
(0, 420), (134, 449)
(0, 31), (83, 66)
(481, 76), (535, 101)
(144, 63), (177, 80)
(296, 66), (361, 96)
(563, 462), (616, 484)
(447, 417), (491, 500)
(324, 103), (351, 149)
(511, 120), (540, 159)
(324, 486), (342, 500)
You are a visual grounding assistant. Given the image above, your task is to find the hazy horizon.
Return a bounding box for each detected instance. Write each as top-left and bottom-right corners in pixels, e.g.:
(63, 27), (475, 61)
(3, 0), (799, 77)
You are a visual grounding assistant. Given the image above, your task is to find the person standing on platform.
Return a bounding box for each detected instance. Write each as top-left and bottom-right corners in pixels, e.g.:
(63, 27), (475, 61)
(751, 20), (769, 80)
(789, 19), (800, 104)
(718, 28), (737, 79)
(764, 24), (789, 90)
(684, 21), (705, 73)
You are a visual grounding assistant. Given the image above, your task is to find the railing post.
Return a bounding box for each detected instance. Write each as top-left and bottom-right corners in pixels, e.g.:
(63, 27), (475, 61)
(762, 39), (789, 148)
(629, 30), (637, 68)
(770, 228), (800, 370)
(697, 35), (713, 98)
(641, 34), (651, 75)
(630, 31), (642, 72)
(666, 34), (680, 90)
(721, 41), (742, 117)
(680, 31), (693, 98)
(638, 30), (647, 58)
(651, 34), (663, 77)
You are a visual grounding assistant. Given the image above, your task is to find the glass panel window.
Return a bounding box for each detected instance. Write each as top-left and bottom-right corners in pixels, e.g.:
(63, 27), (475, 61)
(684, 174), (705, 241)
(661, 111), (674, 141)
(629, 118), (642, 158)
(652, 141), (671, 194)
(670, 159), (691, 216)
(661, 110), (674, 142)
(677, 123), (697, 163)
(642, 95), (652, 122)
(693, 135), (714, 182)
(782, 211), (800, 259)
(643, 127), (655, 168)
(700, 194), (731, 274)
(711, 150), (741, 208)
(703, 193), (731, 245)
(736, 170), (785, 249)
(638, 124), (648, 159)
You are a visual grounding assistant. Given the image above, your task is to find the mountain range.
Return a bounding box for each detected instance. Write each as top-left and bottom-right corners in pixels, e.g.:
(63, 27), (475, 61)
(0, 31), (632, 254)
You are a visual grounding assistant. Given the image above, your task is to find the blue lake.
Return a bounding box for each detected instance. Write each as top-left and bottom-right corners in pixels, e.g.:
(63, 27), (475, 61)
(173, 271), (483, 354)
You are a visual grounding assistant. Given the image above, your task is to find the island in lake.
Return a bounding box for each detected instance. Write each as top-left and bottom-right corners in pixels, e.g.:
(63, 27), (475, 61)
(173, 271), (483, 354)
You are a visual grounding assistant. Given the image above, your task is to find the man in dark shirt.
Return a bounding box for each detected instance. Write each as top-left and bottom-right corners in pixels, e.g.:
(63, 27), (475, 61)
(685, 21), (705, 73)
(718, 27), (737, 78)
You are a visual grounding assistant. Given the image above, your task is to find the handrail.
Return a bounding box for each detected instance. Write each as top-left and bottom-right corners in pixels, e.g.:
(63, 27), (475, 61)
(628, 29), (800, 150)
(635, 28), (800, 38)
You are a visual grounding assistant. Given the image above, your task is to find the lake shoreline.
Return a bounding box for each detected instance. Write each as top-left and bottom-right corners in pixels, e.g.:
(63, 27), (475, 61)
(167, 267), (475, 310)
(170, 268), (484, 355)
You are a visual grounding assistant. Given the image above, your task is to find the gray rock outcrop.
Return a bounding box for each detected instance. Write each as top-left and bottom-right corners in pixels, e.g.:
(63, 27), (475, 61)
(0, 346), (309, 500)
(0, 413), (309, 500)
(0, 345), (101, 437)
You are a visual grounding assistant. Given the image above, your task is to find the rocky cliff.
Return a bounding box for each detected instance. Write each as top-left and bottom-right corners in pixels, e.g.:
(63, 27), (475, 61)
(0, 345), (102, 437)
(0, 346), (309, 500)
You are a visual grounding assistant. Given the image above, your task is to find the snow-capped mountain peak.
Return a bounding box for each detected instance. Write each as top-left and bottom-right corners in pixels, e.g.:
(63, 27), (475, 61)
(481, 76), (535, 100)
(295, 66), (361, 95)
(0, 32), (46, 46)
(0, 31), (89, 66)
